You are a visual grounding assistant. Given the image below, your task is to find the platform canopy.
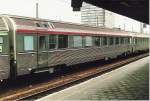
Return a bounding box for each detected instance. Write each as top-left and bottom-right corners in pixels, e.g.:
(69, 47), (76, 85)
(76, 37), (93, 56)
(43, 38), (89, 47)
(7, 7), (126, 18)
(71, 0), (149, 24)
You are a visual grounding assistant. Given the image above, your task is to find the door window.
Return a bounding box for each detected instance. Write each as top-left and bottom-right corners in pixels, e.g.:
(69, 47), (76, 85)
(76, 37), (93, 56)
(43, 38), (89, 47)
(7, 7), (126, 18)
(24, 36), (34, 51)
(39, 36), (47, 50)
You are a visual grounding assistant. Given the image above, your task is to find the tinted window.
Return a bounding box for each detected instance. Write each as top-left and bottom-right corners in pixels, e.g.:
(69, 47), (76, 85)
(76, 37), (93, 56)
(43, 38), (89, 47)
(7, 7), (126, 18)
(135, 38), (138, 44)
(124, 38), (128, 44)
(127, 38), (130, 44)
(58, 35), (68, 49)
(109, 37), (114, 45)
(115, 37), (119, 45)
(93, 36), (100, 46)
(102, 37), (107, 46)
(49, 35), (57, 49)
(24, 36), (34, 51)
(128, 38), (130, 44)
(120, 37), (124, 44)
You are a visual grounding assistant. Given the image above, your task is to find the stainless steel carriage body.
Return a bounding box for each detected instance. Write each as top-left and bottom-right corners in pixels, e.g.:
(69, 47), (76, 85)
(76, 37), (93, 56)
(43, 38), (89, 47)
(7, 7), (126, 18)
(132, 34), (149, 53)
(13, 16), (133, 76)
(0, 15), (149, 80)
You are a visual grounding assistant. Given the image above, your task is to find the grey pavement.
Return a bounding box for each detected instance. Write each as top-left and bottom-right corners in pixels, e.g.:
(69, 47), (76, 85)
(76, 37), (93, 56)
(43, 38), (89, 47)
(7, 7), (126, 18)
(37, 57), (149, 100)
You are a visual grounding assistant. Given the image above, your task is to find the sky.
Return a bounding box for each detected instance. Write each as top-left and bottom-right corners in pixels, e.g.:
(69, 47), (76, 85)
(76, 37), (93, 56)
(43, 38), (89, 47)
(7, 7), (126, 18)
(0, 0), (81, 23)
(114, 13), (150, 33)
(0, 0), (149, 33)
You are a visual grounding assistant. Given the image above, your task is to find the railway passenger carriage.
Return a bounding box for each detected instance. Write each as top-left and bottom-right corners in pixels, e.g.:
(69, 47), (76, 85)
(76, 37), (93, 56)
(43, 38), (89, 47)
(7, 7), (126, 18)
(0, 15), (149, 81)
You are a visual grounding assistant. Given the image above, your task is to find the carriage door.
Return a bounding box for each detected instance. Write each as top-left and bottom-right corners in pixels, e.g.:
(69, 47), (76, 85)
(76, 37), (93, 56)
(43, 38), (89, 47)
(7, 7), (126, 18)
(37, 35), (48, 68)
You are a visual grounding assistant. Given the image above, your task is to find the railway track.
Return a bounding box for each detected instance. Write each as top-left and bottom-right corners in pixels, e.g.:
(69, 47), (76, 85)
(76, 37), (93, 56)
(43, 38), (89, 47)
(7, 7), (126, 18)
(0, 52), (148, 100)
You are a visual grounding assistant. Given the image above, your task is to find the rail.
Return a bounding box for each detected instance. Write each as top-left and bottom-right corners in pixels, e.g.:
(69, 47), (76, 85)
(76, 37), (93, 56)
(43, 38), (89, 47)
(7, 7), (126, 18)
(0, 52), (148, 100)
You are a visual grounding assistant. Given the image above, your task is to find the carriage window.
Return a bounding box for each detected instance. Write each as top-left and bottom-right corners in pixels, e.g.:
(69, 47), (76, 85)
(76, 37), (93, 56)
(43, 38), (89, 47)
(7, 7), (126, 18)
(0, 37), (3, 44)
(49, 35), (57, 49)
(0, 35), (9, 53)
(120, 37), (124, 44)
(143, 38), (145, 44)
(115, 37), (119, 45)
(0, 37), (3, 53)
(93, 36), (100, 46)
(109, 37), (114, 45)
(85, 36), (92, 47)
(70, 36), (82, 48)
(128, 38), (130, 44)
(145, 38), (148, 44)
(24, 36), (34, 51)
(125, 38), (129, 44)
(124, 38), (127, 44)
(39, 36), (47, 50)
(142, 38), (145, 44)
(133, 38), (136, 44)
(102, 37), (107, 46)
(135, 38), (138, 44)
(58, 35), (68, 49)
(129, 38), (132, 44)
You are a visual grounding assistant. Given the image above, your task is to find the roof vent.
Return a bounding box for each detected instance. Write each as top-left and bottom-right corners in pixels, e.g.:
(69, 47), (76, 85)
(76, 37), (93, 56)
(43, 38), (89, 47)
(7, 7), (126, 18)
(35, 23), (40, 27)
(43, 23), (49, 28)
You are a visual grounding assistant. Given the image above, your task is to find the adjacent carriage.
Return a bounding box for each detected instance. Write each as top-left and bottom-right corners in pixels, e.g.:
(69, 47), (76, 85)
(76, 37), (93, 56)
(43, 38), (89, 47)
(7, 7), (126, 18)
(0, 15), (149, 81)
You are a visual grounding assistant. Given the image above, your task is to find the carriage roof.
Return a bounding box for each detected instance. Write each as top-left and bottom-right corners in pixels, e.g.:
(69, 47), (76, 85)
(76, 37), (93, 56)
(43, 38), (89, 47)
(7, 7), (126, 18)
(0, 14), (149, 38)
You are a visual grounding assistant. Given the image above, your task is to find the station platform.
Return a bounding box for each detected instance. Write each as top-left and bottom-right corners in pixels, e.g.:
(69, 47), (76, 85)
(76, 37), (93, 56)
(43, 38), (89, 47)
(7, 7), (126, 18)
(37, 57), (149, 100)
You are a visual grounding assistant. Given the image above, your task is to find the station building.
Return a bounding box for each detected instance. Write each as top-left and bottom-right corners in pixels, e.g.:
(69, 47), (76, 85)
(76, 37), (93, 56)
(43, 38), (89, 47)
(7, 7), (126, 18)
(81, 2), (150, 34)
